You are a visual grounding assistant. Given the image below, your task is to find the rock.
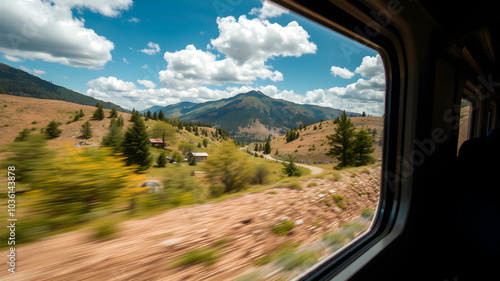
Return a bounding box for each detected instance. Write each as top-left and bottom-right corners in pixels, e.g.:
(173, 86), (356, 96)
(295, 219), (304, 225)
(139, 180), (164, 193)
(280, 216), (290, 222)
(241, 218), (253, 224)
(329, 190), (335, 194)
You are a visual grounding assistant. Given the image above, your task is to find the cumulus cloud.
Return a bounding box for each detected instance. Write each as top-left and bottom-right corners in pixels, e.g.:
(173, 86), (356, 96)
(137, 79), (156, 89)
(0, 0), (130, 69)
(159, 44), (283, 90)
(355, 54), (384, 78)
(141, 42), (161, 55)
(87, 76), (136, 92)
(249, 0), (289, 19)
(211, 15), (317, 65)
(330, 66), (355, 79)
(127, 17), (141, 23)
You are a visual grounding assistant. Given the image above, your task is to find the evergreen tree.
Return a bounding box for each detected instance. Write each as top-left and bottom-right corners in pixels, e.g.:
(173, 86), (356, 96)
(109, 106), (118, 118)
(78, 108), (85, 118)
(263, 140), (271, 154)
(202, 138), (209, 148)
(326, 111), (356, 168)
(254, 143), (259, 151)
(92, 102), (105, 120)
(45, 120), (62, 139)
(80, 120), (93, 139)
(281, 154), (302, 177)
(156, 151), (167, 168)
(362, 111), (366, 117)
(122, 117), (152, 172)
(158, 111), (165, 121)
(101, 120), (123, 154)
(130, 110), (141, 123)
(189, 155), (197, 166)
(152, 112), (158, 120)
(14, 128), (31, 142)
(146, 110), (152, 119)
(197, 142), (202, 148)
(117, 115), (124, 127)
(352, 128), (375, 166)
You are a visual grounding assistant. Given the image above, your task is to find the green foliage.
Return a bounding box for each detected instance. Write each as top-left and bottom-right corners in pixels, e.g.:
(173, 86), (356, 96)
(263, 140), (271, 154)
(276, 249), (319, 271)
(14, 128), (31, 142)
(202, 138), (209, 147)
(251, 163), (270, 184)
(3, 133), (55, 183)
(101, 120), (123, 153)
(326, 111), (375, 168)
(285, 129), (300, 142)
(205, 141), (251, 195)
(189, 155), (197, 166)
(178, 142), (197, 154)
(45, 120), (62, 139)
(109, 106), (118, 118)
(149, 121), (177, 146)
(361, 208), (375, 219)
(80, 120), (93, 139)
(33, 148), (138, 217)
(122, 117), (152, 172)
(174, 247), (220, 267)
(157, 151), (167, 167)
(326, 111), (355, 168)
(170, 151), (184, 163)
(272, 220), (295, 236)
(352, 128), (375, 166)
(92, 102), (105, 120)
(281, 154), (302, 177)
(92, 220), (119, 240)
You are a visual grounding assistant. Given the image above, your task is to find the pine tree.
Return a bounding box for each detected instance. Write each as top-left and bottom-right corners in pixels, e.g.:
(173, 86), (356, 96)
(362, 111), (366, 117)
(45, 120), (62, 139)
(352, 128), (375, 166)
(158, 111), (165, 121)
(92, 103), (105, 120)
(78, 108), (85, 118)
(326, 111), (355, 168)
(281, 154), (302, 177)
(101, 120), (123, 154)
(109, 106), (118, 118)
(152, 112), (158, 120)
(14, 128), (31, 142)
(122, 117), (152, 172)
(263, 140), (271, 154)
(156, 151), (167, 168)
(203, 138), (209, 148)
(146, 110), (152, 119)
(117, 115), (124, 127)
(189, 155), (197, 166)
(80, 120), (93, 139)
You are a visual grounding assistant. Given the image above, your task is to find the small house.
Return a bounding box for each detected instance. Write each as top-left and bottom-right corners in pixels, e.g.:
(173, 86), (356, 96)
(187, 152), (209, 162)
(149, 138), (164, 148)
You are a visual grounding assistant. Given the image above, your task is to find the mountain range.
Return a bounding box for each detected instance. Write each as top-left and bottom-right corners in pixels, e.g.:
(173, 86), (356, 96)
(142, 90), (360, 141)
(0, 63), (128, 112)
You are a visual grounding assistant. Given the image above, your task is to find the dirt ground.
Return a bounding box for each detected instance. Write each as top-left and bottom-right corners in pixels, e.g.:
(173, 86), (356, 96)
(0, 166), (381, 281)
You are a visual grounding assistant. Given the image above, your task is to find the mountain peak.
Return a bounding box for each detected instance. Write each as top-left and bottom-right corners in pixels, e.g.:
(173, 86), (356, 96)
(236, 90), (267, 98)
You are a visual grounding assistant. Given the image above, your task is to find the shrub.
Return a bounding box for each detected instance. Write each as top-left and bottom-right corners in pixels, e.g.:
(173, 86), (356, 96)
(272, 220), (295, 236)
(361, 208), (375, 218)
(331, 173), (342, 181)
(174, 247), (220, 267)
(252, 164), (269, 185)
(276, 249), (319, 271)
(45, 120), (62, 139)
(92, 221), (119, 240)
(307, 182), (318, 187)
(360, 168), (371, 174)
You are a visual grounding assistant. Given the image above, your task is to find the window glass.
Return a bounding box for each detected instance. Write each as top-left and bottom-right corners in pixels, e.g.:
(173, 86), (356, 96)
(0, 1), (385, 280)
(458, 98), (473, 152)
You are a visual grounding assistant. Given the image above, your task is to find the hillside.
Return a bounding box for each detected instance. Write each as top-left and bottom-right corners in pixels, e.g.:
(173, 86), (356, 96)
(0, 63), (128, 112)
(0, 95), (224, 151)
(143, 91), (361, 141)
(267, 117), (384, 164)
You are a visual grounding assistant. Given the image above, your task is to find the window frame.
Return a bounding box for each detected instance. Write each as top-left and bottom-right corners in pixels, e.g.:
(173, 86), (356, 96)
(269, 1), (412, 280)
(461, 88), (477, 140)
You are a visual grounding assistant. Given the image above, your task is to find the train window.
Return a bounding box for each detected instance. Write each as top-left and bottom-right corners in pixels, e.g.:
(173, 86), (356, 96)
(0, 1), (386, 280)
(458, 98), (473, 151)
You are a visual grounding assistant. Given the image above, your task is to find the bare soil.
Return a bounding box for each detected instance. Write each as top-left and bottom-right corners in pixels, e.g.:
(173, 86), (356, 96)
(0, 166), (380, 281)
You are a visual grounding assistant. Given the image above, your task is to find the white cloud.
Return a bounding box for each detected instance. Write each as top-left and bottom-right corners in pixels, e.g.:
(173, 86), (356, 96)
(159, 44), (283, 90)
(3, 55), (23, 62)
(0, 0), (122, 69)
(249, 0), (289, 19)
(330, 66), (355, 79)
(141, 42), (161, 55)
(142, 64), (148, 69)
(87, 76), (136, 92)
(137, 79), (156, 89)
(123, 58), (129, 64)
(210, 15), (317, 65)
(51, 0), (132, 17)
(127, 17), (141, 23)
(355, 54), (384, 78)
(20, 65), (46, 75)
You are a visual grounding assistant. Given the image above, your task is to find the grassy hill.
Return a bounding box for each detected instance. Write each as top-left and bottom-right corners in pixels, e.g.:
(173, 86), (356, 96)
(263, 117), (384, 164)
(0, 63), (128, 112)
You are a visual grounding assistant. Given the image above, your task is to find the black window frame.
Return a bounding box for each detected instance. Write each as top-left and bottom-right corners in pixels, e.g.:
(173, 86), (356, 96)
(269, 1), (412, 280)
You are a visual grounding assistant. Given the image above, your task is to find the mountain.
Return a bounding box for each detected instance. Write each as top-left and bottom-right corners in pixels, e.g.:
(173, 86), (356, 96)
(145, 90), (360, 140)
(0, 63), (129, 112)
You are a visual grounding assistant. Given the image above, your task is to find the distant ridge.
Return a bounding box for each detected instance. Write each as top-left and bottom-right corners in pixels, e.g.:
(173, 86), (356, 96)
(0, 63), (129, 112)
(143, 90), (360, 141)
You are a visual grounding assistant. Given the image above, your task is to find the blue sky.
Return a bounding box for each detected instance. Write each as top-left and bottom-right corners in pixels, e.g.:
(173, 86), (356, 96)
(0, 0), (385, 115)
